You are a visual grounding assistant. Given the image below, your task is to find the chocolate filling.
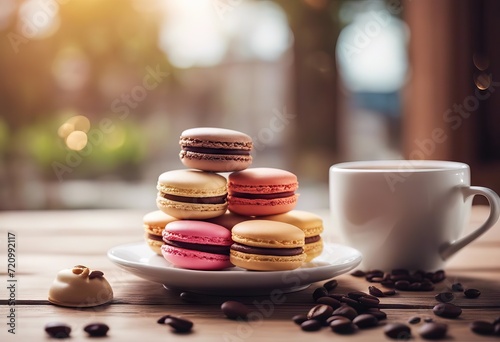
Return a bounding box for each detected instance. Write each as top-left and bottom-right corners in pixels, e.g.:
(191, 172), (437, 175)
(182, 146), (251, 156)
(162, 193), (227, 204)
(230, 191), (295, 200)
(305, 235), (321, 244)
(147, 233), (164, 242)
(230, 243), (303, 256)
(165, 240), (230, 255)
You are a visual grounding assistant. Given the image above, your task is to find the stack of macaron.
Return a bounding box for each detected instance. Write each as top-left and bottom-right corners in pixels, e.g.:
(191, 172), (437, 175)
(142, 127), (324, 272)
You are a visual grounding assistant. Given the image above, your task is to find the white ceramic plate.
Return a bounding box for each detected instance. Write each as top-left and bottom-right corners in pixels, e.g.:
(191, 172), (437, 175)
(107, 242), (362, 295)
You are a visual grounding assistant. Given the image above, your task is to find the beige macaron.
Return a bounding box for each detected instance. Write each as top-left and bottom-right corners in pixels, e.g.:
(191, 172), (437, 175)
(143, 210), (178, 255)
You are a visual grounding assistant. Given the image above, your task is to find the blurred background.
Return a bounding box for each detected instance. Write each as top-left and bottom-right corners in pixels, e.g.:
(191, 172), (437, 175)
(1, 0), (499, 210)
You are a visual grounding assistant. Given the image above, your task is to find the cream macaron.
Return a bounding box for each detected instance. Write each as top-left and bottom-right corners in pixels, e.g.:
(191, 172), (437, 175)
(230, 220), (306, 271)
(143, 210), (178, 255)
(260, 210), (324, 262)
(156, 169), (228, 219)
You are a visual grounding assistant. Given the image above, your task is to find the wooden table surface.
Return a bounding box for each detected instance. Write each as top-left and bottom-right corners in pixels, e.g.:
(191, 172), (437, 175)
(1, 206), (499, 341)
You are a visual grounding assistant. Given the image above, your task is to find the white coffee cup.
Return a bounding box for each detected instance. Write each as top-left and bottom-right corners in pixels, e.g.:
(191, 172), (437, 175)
(329, 160), (500, 271)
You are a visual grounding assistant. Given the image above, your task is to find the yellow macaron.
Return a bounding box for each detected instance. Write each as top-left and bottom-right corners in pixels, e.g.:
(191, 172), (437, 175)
(143, 210), (178, 255)
(230, 220), (306, 271)
(260, 210), (324, 262)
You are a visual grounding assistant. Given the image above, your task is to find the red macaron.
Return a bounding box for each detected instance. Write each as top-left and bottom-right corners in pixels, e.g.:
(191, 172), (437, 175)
(228, 168), (299, 216)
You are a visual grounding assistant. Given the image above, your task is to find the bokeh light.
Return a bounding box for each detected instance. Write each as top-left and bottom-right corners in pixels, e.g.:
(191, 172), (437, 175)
(65, 131), (88, 151)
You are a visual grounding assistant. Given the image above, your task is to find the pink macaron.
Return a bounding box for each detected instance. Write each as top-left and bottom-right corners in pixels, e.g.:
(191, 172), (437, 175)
(161, 220), (233, 270)
(228, 168), (299, 216)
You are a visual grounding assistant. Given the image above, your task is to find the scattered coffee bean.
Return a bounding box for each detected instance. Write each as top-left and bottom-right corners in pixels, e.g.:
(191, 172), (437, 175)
(312, 287), (329, 301)
(464, 288), (481, 298)
(307, 304), (333, 322)
(408, 282), (422, 291)
(157, 315), (171, 324)
(350, 270), (365, 277)
(330, 317), (357, 334)
(391, 274), (411, 282)
(395, 280), (410, 290)
(221, 301), (251, 320)
(292, 314), (308, 325)
(381, 280), (395, 288)
(164, 316), (193, 333)
(451, 282), (464, 292)
(432, 270), (446, 283)
(470, 321), (494, 335)
(420, 282), (435, 291)
(340, 296), (360, 307)
(434, 292), (454, 303)
(45, 322), (71, 339)
(433, 303), (462, 318)
(323, 279), (338, 291)
(494, 323), (500, 336)
(419, 322), (448, 339)
(347, 291), (370, 300)
(316, 296), (342, 309)
(300, 319), (322, 332)
(368, 286), (385, 297)
(83, 323), (109, 337)
(391, 269), (410, 276)
(353, 314), (378, 329)
(332, 305), (358, 321)
(326, 315), (345, 325)
(383, 289), (397, 296)
(408, 316), (421, 324)
(368, 269), (384, 278)
(358, 296), (380, 307)
(366, 309), (387, 321)
(384, 323), (411, 340)
(328, 293), (345, 301)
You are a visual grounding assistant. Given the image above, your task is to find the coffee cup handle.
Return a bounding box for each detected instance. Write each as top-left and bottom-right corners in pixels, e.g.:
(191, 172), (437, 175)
(440, 186), (500, 260)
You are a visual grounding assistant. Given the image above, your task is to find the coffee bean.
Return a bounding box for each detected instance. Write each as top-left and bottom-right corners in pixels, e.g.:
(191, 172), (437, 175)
(221, 301), (251, 320)
(383, 289), (397, 296)
(391, 268), (410, 276)
(328, 293), (345, 301)
(340, 296), (360, 307)
(433, 303), (462, 318)
(381, 280), (395, 288)
(292, 314), (308, 325)
(434, 292), (454, 303)
(368, 276), (384, 283)
(300, 319), (322, 332)
(494, 323), (500, 336)
(432, 270), (446, 283)
(390, 274), (411, 282)
(451, 282), (464, 292)
(419, 322), (448, 339)
(408, 282), (422, 291)
(323, 279), (338, 291)
(424, 272), (435, 281)
(179, 292), (201, 303)
(326, 315), (345, 325)
(332, 305), (358, 320)
(470, 321), (494, 335)
(353, 314), (378, 329)
(367, 269), (384, 278)
(420, 282), (435, 291)
(330, 317), (357, 334)
(316, 296), (342, 309)
(464, 288), (481, 298)
(347, 291), (370, 300)
(358, 296), (380, 307)
(157, 315), (171, 324)
(350, 270), (365, 277)
(395, 280), (410, 290)
(408, 316), (421, 324)
(45, 322), (71, 339)
(307, 304), (333, 322)
(164, 316), (193, 333)
(368, 286), (385, 297)
(410, 272), (424, 283)
(83, 323), (109, 337)
(365, 311), (387, 321)
(312, 287), (329, 301)
(384, 323), (411, 340)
